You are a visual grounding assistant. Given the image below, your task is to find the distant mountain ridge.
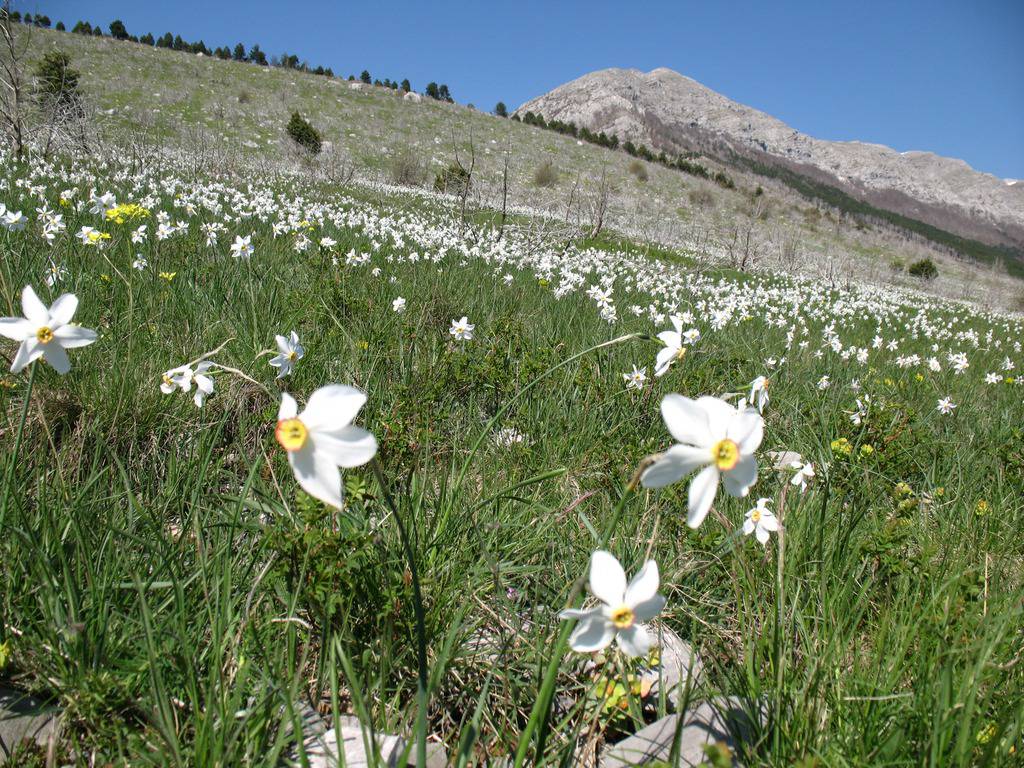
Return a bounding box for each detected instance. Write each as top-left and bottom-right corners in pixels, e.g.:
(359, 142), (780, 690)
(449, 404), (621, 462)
(517, 68), (1024, 253)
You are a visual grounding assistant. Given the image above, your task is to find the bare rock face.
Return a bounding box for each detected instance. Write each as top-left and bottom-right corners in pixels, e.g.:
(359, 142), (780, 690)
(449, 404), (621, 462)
(516, 68), (1024, 249)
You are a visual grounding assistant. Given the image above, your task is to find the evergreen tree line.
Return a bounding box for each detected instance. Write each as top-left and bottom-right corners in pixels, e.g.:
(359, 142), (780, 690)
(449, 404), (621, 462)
(516, 109), (736, 189)
(20, 9), (453, 97)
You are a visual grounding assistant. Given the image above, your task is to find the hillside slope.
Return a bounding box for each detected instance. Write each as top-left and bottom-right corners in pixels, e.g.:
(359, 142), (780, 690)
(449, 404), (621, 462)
(517, 67), (1024, 252)
(17, 26), (1024, 306)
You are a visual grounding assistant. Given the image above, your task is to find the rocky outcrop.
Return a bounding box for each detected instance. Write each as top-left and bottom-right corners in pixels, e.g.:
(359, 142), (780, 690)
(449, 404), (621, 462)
(517, 68), (1024, 250)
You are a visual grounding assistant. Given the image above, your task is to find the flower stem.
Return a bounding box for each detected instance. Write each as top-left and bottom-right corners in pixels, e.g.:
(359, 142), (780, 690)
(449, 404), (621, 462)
(0, 362), (37, 641)
(513, 463), (649, 767)
(369, 457), (429, 768)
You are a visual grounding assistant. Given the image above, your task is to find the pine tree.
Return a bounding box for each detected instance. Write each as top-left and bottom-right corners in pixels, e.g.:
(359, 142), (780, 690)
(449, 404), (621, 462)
(360, 70), (371, 84)
(108, 19), (128, 40)
(233, 43), (246, 61)
(400, 78), (411, 92)
(494, 101), (508, 117)
(286, 112), (322, 155)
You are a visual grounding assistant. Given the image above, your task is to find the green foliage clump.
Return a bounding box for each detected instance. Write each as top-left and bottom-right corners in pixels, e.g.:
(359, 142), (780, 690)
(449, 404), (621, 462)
(433, 163), (471, 196)
(533, 160), (558, 187)
(908, 258), (938, 280)
(285, 111), (321, 155)
(33, 50), (82, 113)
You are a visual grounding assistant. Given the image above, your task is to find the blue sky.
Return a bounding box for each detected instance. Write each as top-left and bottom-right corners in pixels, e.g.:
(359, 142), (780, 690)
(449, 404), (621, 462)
(26, 0), (1024, 179)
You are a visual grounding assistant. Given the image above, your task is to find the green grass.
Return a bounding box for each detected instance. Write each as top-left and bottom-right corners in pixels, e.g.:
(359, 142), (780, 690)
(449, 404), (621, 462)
(0, 148), (1022, 767)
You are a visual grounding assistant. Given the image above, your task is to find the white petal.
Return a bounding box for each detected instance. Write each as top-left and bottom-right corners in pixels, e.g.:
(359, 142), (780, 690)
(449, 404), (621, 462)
(11, 339), (43, 373)
(695, 396), (736, 441)
(656, 330), (681, 347)
(302, 385), (366, 431)
(194, 374), (214, 394)
(41, 343), (71, 374)
(653, 346), (676, 377)
(624, 561), (659, 607)
(723, 455), (758, 498)
(660, 394), (712, 446)
(632, 594), (665, 622)
(760, 513), (780, 532)
(687, 465), (719, 528)
(278, 392), (298, 420)
(0, 318), (31, 340)
(48, 293), (78, 327)
(742, 518), (755, 535)
(288, 444), (343, 509)
(567, 614), (614, 653)
(616, 624), (652, 658)
(311, 425), (377, 468)
(274, 334), (289, 352)
(589, 550), (626, 607)
(559, 607), (600, 620)
(53, 325), (96, 348)
(20, 286), (48, 326)
(727, 410), (764, 454)
(640, 444), (708, 488)
(756, 526), (770, 545)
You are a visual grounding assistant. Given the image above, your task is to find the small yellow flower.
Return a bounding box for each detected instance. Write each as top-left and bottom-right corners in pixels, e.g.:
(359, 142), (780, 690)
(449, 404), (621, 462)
(914, 373), (924, 382)
(100, 273), (111, 283)
(974, 499), (990, 517)
(859, 444), (874, 457)
(830, 437), (852, 457)
(159, 271), (177, 282)
(357, 340), (369, 351)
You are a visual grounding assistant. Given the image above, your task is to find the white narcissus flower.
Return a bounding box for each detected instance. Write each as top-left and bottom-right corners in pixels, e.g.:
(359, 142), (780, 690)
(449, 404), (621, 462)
(559, 551), (665, 657)
(275, 386), (378, 509)
(654, 315), (688, 377)
(392, 297), (407, 313)
(789, 460), (814, 492)
(191, 361), (214, 407)
(0, 285), (96, 374)
(622, 364), (647, 391)
(449, 316), (474, 341)
(743, 498), (779, 545)
(230, 234), (254, 259)
(160, 364), (193, 394)
(749, 376), (769, 413)
(936, 397), (956, 415)
(269, 330), (304, 379)
(641, 394), (764, 528)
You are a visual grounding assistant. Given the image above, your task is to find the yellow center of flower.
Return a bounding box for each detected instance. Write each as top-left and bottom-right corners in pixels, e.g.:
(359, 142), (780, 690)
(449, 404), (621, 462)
(610, 605), (635, 630)
(162, 373), (174, 387)
(36, 326), (54, 344)
(275, 418), (308, 451)
(751, 509), (761, 523)
(712, 439), (740, 471)
(286, 351), (297, 362)
(675, 346), (687, 361)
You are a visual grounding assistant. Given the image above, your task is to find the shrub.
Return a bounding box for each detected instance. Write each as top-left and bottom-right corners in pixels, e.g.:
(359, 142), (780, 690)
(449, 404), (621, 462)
(286, 111), (321, 155)
(433, 164), (471, 196)
(627, 160), (648, 182)
(688, 188), (715, 209)
(34, 51), (82, 115)
(908, 258), (938, 280)
(389, 148), (426, 187)
(533, 160), (558, 188)
(494, 101), (508, 118)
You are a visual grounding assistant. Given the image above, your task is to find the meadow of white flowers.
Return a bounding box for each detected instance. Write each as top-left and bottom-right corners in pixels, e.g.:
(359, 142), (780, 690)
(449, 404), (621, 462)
(1, 143), (1022, 765)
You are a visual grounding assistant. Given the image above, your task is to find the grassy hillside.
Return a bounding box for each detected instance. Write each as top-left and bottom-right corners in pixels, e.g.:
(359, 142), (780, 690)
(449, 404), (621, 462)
(0, 95), (1023, 767)
(20, 24), (1024, 308)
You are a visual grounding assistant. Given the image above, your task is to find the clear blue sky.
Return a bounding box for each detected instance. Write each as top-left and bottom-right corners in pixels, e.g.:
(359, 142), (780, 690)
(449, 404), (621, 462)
(25, 0), (1024, 179)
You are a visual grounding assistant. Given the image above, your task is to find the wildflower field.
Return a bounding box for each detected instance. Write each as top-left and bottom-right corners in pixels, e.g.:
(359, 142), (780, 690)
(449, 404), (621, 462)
(1, 147), (1022, 766)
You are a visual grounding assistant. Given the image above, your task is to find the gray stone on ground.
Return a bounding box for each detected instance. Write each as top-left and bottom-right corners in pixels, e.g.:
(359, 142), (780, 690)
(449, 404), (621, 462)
(600, 697), (763, 767)
(646, 624), (703, 708)
(0, 687), (58, 764)
(302, 716), (447, 768)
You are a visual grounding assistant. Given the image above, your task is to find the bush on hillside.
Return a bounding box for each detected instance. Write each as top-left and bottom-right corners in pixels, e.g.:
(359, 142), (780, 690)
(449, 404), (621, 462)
(389, 148), (427, 187)
(286, 111), (321, 155)
(908, 258), (938, 280)
(533, 160), (558, 188)
(434, 164), (471, 196)
(628, 159), (648, 182)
